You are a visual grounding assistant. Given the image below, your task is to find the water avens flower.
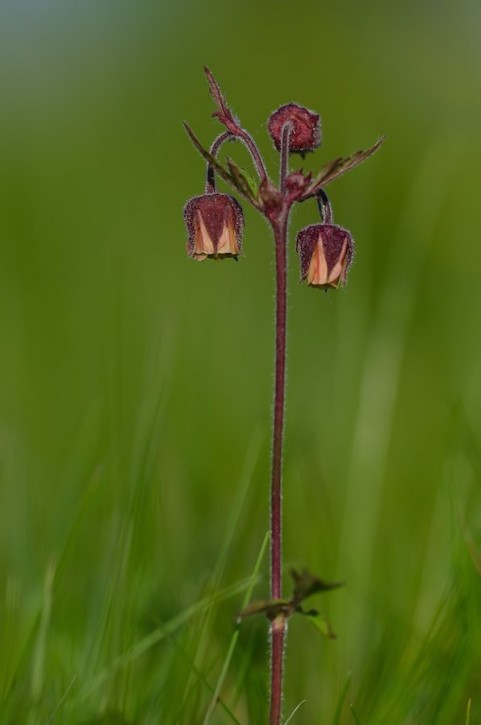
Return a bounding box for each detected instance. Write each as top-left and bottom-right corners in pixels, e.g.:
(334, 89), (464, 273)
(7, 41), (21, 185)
(297, 223), (354, 289)
(184, 192), (243, 260)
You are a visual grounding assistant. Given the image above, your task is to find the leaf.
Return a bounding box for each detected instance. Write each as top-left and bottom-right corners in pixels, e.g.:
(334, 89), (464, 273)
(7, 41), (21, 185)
(304, 611), (337, 639)
(303, 136), (384, 198)
(304, 610), (337, 639)
(226, 158), (259, 205)
(333, 673), (352, 725)
(183, 122), (260, 207)
(237, 598), (290, 623)
(350, 703), (362, 725)
(204, 67), (237, 132)
(291, 568), (344, 605)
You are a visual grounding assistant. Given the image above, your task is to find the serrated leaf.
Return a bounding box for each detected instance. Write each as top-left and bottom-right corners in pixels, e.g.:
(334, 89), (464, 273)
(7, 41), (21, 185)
(203, 67), (237, 132)
(303, 136), (384, 198)
(237, 598), (290, 622)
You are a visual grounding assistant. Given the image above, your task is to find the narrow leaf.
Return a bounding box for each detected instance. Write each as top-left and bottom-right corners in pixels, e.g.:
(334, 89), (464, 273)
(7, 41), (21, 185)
(333, 673), (352, 725)
(304, 136), (384, 198)
(350, 703), (362, 725)
(226, 158), (258, 205)
(283, 699), (306, 724)
(203, 531), (269, 725)
(204, 66), (236, 129)
(237, 598), (290, 622)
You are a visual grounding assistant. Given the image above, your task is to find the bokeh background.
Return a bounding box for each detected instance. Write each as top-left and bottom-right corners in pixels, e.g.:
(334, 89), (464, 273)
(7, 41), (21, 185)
(1, 0), (481, 723)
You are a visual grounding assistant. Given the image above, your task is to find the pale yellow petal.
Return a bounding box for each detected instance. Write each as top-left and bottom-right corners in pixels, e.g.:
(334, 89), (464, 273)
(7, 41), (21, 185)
(307, 238), (328, 286)
(194, 210), (215, 257)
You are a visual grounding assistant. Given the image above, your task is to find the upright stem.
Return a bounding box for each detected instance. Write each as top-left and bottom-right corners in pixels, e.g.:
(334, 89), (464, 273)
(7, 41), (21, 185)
(269, 121), (294, 725)
(269, 210), (289, 725)
(280, 122), (292, 193)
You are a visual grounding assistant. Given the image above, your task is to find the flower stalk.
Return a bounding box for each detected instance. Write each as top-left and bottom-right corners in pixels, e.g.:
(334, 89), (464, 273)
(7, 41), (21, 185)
(183, 67), (382, 724)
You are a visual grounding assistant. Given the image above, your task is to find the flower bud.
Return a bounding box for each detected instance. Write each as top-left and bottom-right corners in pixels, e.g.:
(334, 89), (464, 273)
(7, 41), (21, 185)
(184, 193), (244, 261)
(296, 224), (354, 289)
(268, 103), (321, 154)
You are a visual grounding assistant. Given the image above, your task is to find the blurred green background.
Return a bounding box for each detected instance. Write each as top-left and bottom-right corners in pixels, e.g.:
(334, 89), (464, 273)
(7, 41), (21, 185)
(1, 0), (481, 722)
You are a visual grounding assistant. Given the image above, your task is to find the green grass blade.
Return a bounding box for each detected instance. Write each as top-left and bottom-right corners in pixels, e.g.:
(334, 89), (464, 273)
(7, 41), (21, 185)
(74, 576), (256, 705)
(203, 530), (269, 724)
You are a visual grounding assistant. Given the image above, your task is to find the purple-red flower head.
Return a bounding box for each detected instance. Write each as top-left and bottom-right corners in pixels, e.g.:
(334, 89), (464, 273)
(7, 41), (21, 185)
(268, 103), (321, 154)
(296, 223), (354, 289)
(184, 193), (244, 261)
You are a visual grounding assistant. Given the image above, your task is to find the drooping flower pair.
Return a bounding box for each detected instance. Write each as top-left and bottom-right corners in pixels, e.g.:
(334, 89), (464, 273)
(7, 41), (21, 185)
(185, 187), (352, 289)
(183, 68), (382, 288)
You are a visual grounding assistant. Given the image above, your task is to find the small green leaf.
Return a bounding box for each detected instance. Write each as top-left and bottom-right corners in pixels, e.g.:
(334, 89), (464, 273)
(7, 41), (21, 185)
(226, 158), (259, 205)
(291, 568), (344, 605)
(303, 136), (384, 199)
(304, 610), (337, 639)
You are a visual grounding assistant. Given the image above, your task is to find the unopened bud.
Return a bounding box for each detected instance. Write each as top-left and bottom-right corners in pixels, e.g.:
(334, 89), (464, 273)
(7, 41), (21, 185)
(296, 224), (353, 289)
(184, 193), (244, 261)
(268, 103), (321, 154)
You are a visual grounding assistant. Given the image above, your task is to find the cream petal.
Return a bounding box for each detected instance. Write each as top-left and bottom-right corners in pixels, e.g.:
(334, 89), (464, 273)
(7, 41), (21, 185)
(307, 238), (328, 286)
(327, 239), (348, 285)
(194, 210), (215, 256)
(216, 220), (239, 255)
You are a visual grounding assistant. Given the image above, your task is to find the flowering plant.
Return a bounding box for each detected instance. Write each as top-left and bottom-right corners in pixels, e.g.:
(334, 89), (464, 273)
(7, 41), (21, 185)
(183, 67), (383, 724)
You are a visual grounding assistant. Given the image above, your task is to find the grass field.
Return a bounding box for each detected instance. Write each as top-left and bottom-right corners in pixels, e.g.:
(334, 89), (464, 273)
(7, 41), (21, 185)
(1, 1), (481, 722)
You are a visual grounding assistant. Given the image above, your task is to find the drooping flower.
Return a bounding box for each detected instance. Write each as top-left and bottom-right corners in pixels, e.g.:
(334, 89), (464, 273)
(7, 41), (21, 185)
(184, 193), (244, 261)
(268, 103), (321, 154)
(296, 223), (354, 289)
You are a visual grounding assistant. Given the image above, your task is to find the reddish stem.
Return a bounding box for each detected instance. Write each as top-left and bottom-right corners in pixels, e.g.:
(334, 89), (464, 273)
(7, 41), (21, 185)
(235, 127), (269, 185)
(205, 131), (233, 193)
(269, 208), (289, 725)
(205, 129), (268, 196)
(268, 120), (295, 725)
(280, 122), (292, 193)
(316, 188), (333, 223)
(270, 214), (287, 601)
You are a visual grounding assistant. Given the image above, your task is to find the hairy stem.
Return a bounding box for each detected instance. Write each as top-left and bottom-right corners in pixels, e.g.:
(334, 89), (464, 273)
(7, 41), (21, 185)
(205, 131), (234, 193)
(234, 127), (269, 185)
(280, 122), (292, 193)
(316, 188), (333, 223)
(205, 128), (268, 195)
(269, 210), (289, 725)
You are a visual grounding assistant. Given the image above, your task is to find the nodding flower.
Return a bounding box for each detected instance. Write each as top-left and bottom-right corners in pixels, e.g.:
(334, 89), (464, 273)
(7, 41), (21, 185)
(184, 193), (244, 261)
(296, 223), (354, 289)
